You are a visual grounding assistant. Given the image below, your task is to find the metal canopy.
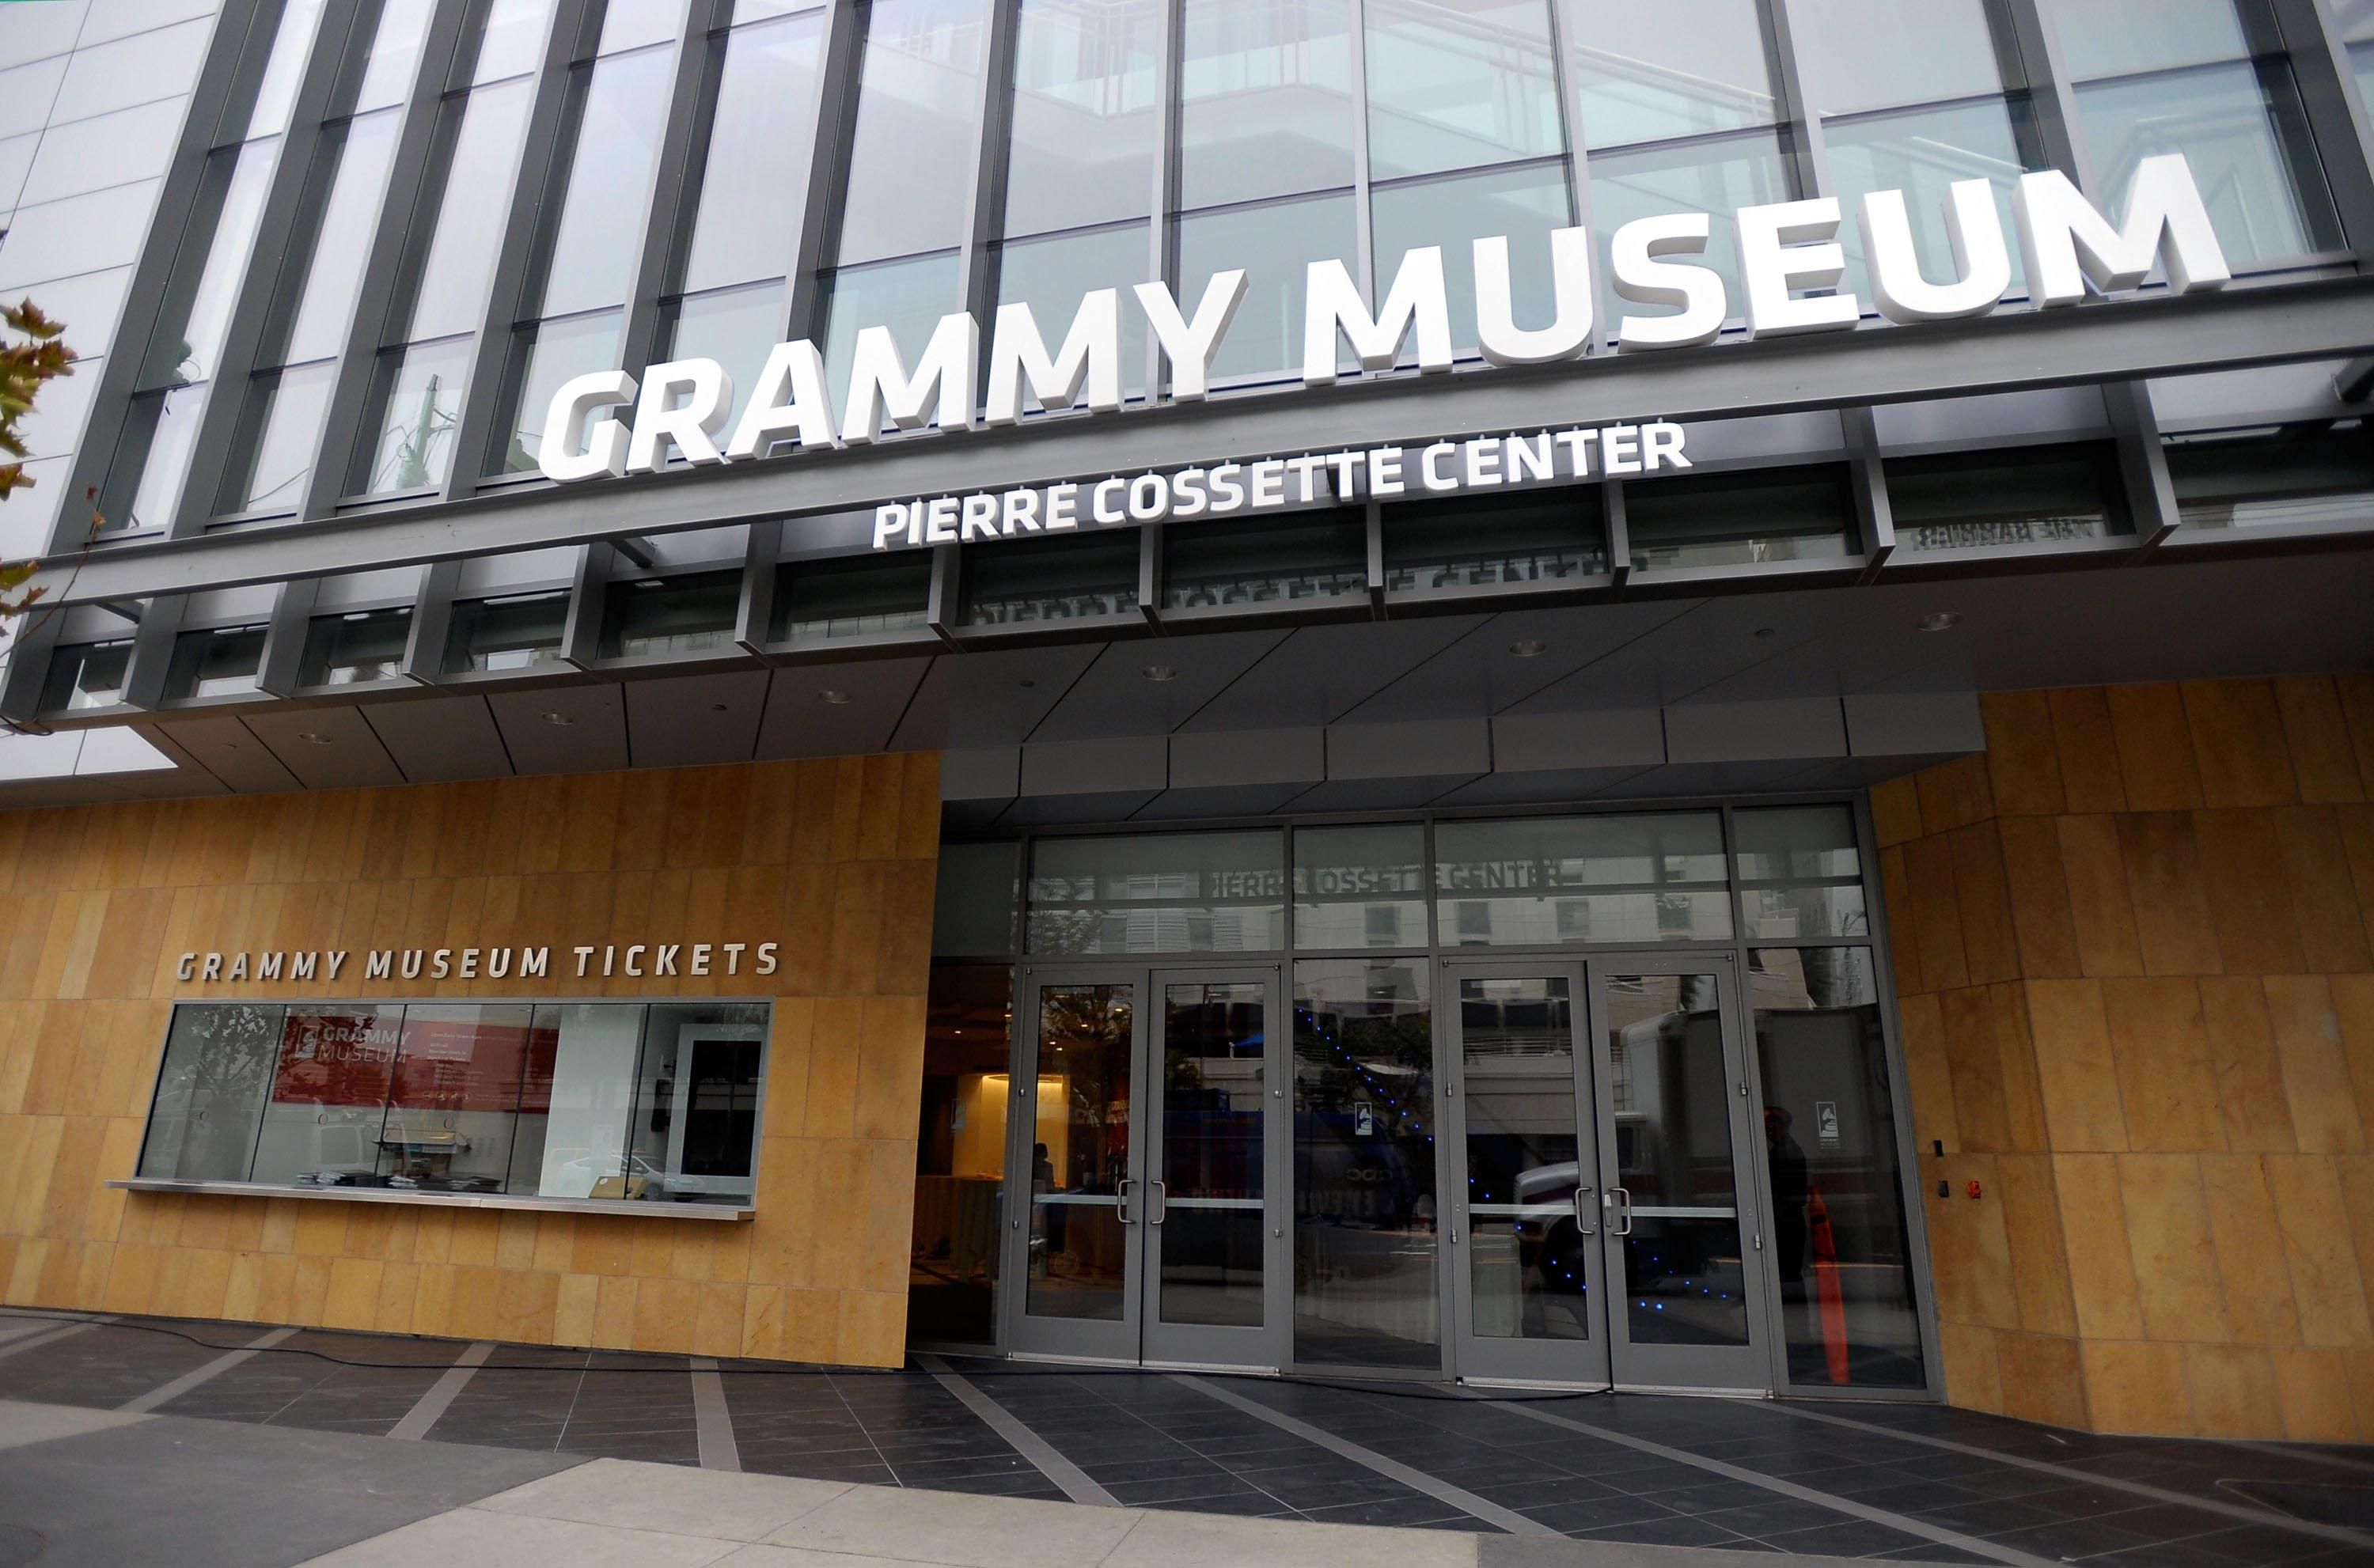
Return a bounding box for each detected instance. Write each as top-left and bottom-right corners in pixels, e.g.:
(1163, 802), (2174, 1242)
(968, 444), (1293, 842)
(30, 275), (2374, 609)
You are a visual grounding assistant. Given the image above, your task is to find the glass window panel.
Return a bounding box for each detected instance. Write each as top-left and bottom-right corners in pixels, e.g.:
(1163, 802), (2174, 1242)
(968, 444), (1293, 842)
(2165, 419), (2374, 529)
(2047, 0), (2262, 81)
(298, 607), (413, 687)
(1435, 812), (1732, 945)
(2074, 62), (2344, 266)
(1159, 981), (1267, 1326)
(836, 0), (993, 264)
(521, 48), (676, 320)
(466, 0), (557, 83)
(601, 570), (742, 660)
(1026, 983), (1134, 1320)
(1625, 464), (1855, 570)
(1749, 948), (1923, 1388)
(598, 0), (690, 55)
(385, 78), (537, 344)
(1295, 823), (1428, 949)
(1588, 132), (1792, 336)
(1380, 490), (1609, 591)
(819, 252), (963, 428)
(1363, 0), (1560, 180)
(910, 964), (1012, 1345)
(1825, 99), (2041, 305)
(1176, 191), (1357, 384)
(221, 0), (329, 143)
(635, 1002), (768, 1199)
(348, 336), (473, 496)
(260, 108), (404, 369)
(1178, 0), (1356, 208)
(141, 139), (280, 388)
(1791, 0), (2017, 118)
(993, 225), (1151, 402)
(100, 384), (209, 535)
(1004, 0), (1160, 237)
(1608, 971), (1748, 1345)
(676, 11), (826, 294)
(139, 1002), (286, 1181)
(39, 640), (133, 714)
(1735, 805), (1868, 941)
(770, 550), (934, 642)
(1293, 959), (1438, 1369)
(507, 1003), (635, 1196)
(374, 1004), (536, 1191)
(343, 0), (438, 115)
(248, 1004), (404, 1185)
(218, 360), (336, 516)
(1460, 975), (1590, 1340)
(932, 841), (1022, 956)
(1371, 163), (1570, 358)
(1887, 442), (2128, 551)
(660, 283), (786, 439)
(960, 527), (1142, 627)
(445, 588), (570, 672)
(487, 309), (624, 475)
(1162, 513), (1366, 608)
(1028, 830), (1285, 954)
(165, 624), (268, 700)
(1559, 0), (1779, 148)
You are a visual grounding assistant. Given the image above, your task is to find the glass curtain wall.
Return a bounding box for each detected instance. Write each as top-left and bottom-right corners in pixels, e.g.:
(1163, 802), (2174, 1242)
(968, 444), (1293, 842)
(485, 9), (684, 475)
(2046, 0), (2346, 266)
(215, 0), (429, 519)
(345, 0), (556, 498)
(97, 0), (334, 534)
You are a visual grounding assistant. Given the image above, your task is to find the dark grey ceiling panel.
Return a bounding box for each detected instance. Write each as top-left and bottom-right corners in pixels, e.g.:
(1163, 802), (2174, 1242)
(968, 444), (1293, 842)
(1491, 709), (1664, 773)
(1019, 736), (1168, 798)
(1169, 727), (1325, 791)
(362, 695), (513, 782)
(1843, 691), (1985, 758)
(889, 643), (1105, 750)
(1431, 763), (1661, 808)
(1664, 699), (1848, 764)
(1001, 788), (1163, 826)
(1505, 592), (1868, 714)
(757, 657), (932, 759)
(487, 683), (631, 775)
(1131, 782), (1313, 820)
(1336, 600), (1702, 725)
(1327, 718), (1491, 780)
(627, 670), (770, 768)
(1029, 630), (1291, 743)
(150, 714), (301, 793)
(245, 705), (407, 790)
(1280, 773), (1486, 813)
(941, 746), (1020, 803)
(1178, 618), (1487, 733)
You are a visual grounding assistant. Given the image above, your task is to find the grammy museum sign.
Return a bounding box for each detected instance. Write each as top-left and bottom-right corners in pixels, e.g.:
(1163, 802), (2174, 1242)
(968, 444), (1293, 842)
(536, 157), (2232, 551)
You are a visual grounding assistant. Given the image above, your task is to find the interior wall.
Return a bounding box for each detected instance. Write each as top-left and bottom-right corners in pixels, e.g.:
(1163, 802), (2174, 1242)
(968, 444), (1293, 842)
(0, 753), (940, 1367)
(1878, 676), (2374, 1439)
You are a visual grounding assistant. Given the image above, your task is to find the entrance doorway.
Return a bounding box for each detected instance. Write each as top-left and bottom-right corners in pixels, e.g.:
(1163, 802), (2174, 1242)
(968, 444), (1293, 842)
(1443, 953), (1773, 1390)
(1000, 965), (1288, 1369)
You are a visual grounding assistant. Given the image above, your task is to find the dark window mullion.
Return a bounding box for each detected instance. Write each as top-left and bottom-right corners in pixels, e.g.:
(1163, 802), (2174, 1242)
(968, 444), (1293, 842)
(614, 0), (722, 378)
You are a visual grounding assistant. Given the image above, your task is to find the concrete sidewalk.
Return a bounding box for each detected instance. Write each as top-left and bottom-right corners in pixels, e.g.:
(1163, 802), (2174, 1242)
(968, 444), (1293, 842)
(294, 1453), (1862, 1568)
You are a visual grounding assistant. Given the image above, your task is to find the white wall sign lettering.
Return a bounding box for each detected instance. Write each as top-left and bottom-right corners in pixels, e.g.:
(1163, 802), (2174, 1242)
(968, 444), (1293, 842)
(539, 155), (2230, 547)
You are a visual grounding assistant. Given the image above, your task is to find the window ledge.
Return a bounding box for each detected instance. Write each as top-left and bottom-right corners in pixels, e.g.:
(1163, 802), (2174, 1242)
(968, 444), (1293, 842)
(107, 1177), (753, 1221)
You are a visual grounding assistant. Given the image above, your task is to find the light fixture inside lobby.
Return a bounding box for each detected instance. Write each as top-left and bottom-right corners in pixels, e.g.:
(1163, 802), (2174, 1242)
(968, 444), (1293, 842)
(1508, 639), (1548, 658)
(1917, 611), (1962, 633)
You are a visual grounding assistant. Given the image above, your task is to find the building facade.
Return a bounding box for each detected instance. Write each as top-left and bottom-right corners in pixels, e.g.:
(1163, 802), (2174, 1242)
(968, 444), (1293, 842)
(0, 0), (2371, 1442)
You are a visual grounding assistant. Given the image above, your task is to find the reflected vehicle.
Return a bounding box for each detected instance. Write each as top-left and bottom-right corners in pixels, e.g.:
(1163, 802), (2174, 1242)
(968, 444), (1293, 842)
(1511, 1160), (1593, 1308)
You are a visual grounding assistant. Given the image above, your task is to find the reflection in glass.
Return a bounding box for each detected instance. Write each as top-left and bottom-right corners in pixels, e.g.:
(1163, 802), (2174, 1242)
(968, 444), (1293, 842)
(911, 964), (1014, 1346)
(1735, 805), (1868, 941)
(643, 1002), (766, 1198)
(344, 0), (437, 115)
(1625, 465), (1854, 570)
(1559, 0), (1778, 148)
(676, 10), (825, 294)
(261, 110), (404, 370)
(1824, 99), (2040, 305)
(837, 0), (993, 264)
(1294, 823), (1428, 949)
(1159, 983), (1266, 1326)
(1363, 0), (1560, 180)
(298, 607), (412, 687)
(993, 225), (1152, 402)
(1178, 0), (1356, 208)
(660, 282), (785, 434)
(519, 47), (675, 321)
(1176, 192), (1357, 383)
(39, 641), (133, 714)
(1294, 960), (1437, 1368)
(488, 310), (624, 475)
(601, 570), (741, 660)
(820, 252), (963, 428)
(1788, 0), (2018, 116)
(375, 1005), (538, 1191)
(444, 589), (569, 672)
(466, 0), (557, 85)
(248, 1005), (404, 1184)
(1606, 973), (1747, 1345)
(139, 141), (279, 390)
(1162, 515), (1366, 610)
(933, 842), (1022, 959)
(140, 1003), (285, 1180)
(2164, 419), (2374, 529)
(349, 336), (472, 495)
(771, 551), (934, 643)
(218, 362), (336, 516)
(388, 78), (536, 344)
(1887, 443), (2126, 553)
(1749, 948), (1921, 1387)
(1371, 164), (1570, 357)
(101, 385), (209, 534)
(2048, 0), (2262, 81)
(1005, 0), (1159, 237)
(1588, 132), (1792, 336)
(1381, 490), (1610, 592)
(1435, 812), (1732, 945)
(961, 528), (1142, 627)
(1461, 976), (1591, 1340)
(1028, 831), (1286, 955)
(1026, 983), (1135, 1321)
(164, 625), (268, 701)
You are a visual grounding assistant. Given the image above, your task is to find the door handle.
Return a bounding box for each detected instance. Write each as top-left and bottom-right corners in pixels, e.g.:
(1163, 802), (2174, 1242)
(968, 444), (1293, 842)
(1148, 1180), (1168, 1225)
(1574, 1184), (1597, 1236)
(1116, 1177), (1134, 1225)
(1613, 1187), (1635, 1236)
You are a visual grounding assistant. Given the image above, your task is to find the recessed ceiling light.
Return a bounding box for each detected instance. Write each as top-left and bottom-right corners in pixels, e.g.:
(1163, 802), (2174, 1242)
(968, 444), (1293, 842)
(710, 703), (730, 713)
(1917, 611), (1962, 633)
(1753, 627), (1777, 638)
(1018, 679), (1036, 689)
(1508, 639), (1548, 659)
(1141, 664), (1178, 682)
(296, 732), (332, 745)
(818, 689), (852, 706)
(541, 710), (575, 726)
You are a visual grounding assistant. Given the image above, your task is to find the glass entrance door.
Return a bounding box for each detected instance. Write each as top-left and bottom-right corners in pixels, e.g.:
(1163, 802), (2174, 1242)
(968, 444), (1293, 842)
(1445, 953), (1772, 1390)
(1003, 966), (1286, 1368)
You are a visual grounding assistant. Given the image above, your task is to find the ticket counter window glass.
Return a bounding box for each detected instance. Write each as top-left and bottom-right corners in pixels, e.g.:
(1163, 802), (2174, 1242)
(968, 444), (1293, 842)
(911, 964), (1014, 1345)
(135, 1000), (772, 1207)
(1748, 947), (1923, 1388)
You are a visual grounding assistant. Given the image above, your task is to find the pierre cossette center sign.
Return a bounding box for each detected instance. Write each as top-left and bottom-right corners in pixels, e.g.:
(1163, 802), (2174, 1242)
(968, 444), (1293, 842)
(536, 157), (2231, 552)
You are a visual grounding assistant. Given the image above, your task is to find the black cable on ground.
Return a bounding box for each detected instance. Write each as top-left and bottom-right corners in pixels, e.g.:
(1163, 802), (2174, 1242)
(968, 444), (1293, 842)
(0, 1309), (1614, 1403)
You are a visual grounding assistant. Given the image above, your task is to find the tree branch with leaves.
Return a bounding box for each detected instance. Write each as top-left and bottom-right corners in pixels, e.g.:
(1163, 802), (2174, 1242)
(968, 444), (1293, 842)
(0, 298), (78, 616)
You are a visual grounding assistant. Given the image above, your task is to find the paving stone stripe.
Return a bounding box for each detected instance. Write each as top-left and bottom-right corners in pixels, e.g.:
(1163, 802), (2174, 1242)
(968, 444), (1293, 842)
(916, 1353), (1119, 1507)
(0, 1316), (106, 1363)
(387, 1341), (495, 1441)
(120, 1325), (298, 1414)
(688, 1356), (740, 1471)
